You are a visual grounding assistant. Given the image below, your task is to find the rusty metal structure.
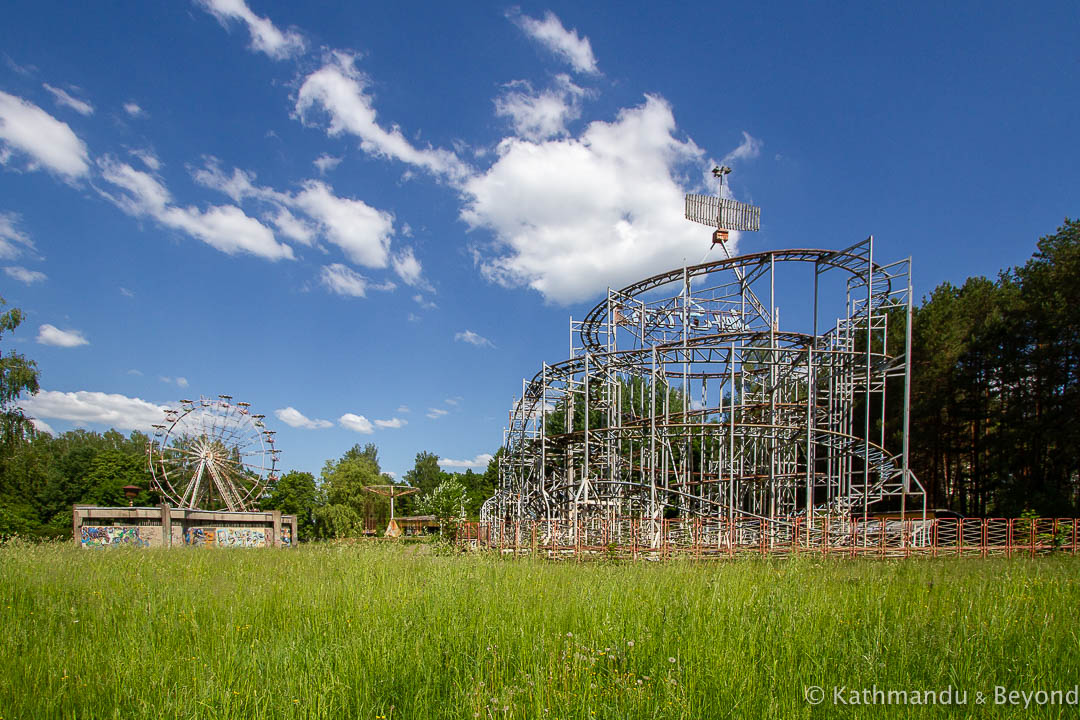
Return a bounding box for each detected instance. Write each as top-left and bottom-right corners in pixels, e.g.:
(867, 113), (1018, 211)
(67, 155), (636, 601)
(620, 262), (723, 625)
(148, 395), (279, 512)
(481, 188), (926, 550)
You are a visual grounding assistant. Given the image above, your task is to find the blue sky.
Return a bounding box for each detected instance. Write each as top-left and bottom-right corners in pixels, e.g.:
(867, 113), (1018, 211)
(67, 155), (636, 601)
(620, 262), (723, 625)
(1, 1), (1076, 479)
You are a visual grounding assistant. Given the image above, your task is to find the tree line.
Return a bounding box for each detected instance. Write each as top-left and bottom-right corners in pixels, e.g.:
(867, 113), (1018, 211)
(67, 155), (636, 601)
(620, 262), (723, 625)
(0, 219), (1076, 536)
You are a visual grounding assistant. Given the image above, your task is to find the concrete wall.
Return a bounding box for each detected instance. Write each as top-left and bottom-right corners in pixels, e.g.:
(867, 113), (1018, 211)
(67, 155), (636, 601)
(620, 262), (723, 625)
(73, 505), (297, 548)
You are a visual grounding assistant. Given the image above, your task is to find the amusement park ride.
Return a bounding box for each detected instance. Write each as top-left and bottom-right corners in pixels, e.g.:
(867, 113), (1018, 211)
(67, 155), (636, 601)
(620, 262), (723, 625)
(148, 395), (279, 512)
(480, 168), (926, 548)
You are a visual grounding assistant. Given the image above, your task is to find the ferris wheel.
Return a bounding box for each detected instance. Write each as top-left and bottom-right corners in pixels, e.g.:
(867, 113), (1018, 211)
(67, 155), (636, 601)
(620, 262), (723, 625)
(148, 395), (279, 512)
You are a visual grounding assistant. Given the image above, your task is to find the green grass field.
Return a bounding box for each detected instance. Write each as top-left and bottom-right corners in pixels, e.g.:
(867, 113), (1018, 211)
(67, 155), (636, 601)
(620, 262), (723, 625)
(1, 542), (1078, 719)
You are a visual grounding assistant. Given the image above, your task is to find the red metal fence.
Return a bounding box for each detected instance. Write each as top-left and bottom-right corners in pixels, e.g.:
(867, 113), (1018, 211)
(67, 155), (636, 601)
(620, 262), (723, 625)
(457, 517), (1079, 559)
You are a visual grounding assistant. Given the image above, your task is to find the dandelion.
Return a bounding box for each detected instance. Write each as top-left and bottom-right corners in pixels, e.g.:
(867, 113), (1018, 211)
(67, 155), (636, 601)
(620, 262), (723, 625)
(626, 640), (634, 647)
(566, 632), (573, 637)
(668, 657), (676, 663)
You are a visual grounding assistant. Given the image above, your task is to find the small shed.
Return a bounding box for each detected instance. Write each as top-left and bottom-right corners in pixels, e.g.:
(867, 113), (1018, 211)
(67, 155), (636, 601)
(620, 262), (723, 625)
(385, 515), (440, 538)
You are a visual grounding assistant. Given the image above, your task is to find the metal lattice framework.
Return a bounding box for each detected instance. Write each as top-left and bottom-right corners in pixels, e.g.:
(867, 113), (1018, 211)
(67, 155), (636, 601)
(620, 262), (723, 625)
(481, 236), (927, 548)
(148, 395), (279, 512)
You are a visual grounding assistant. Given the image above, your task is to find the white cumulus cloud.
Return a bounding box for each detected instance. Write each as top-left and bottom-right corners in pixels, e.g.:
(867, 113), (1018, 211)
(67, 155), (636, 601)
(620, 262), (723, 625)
(294, 180), (394, 267)
(439, 453), (494, 469)
(0, 90), (90, 178)
(37, 324), (88, 347)
(510, 10), (599, 75)
(339, 412), (374, 434)
(296, 52), (470, 183)
(21, 390), (167, 431)
(123, 101), (144, 117)
(374, 417), (407, 429)
(197, 0), (305, 59)
(495, 75), (585, 141)
(460, 95), (760, 305)
(275, 406), (333, 429)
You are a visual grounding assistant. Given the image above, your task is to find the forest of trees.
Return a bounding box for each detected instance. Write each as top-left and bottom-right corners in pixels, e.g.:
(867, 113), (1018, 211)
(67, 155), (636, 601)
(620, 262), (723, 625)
(906, 219), (1080, 516)
(0, 219), (1076, 539)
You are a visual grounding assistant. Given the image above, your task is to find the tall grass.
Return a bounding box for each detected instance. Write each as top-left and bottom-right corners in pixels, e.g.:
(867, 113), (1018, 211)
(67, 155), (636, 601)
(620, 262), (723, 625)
(1, 542), (1078, 718)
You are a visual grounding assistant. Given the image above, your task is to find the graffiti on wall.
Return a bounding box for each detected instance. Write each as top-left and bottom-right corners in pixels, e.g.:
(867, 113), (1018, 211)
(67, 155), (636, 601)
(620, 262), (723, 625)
(184, 527), (267, 548)
(280, 525), (292, 546)
(80, 526), (149, 548)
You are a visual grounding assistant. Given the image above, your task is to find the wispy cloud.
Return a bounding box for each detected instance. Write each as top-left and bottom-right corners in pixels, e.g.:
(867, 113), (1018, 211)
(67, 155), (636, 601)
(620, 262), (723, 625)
(320, 263), (395, 298)
(37, 324), (88, 347)
(3, 266), (45, 284)
(123, 101), (144, 117)
(509, 9), (599, 75)
(98, 156), (294, 261)
(426, 407), (449, 420)
(42, 83), (93, 116)
(197, 0), (305, 60)
(722, 131), (763, 165)
(455, 329), (494, 348)
(313, 154), (341, 174)
(374, 417), (407, 429)
(295, 51), (470, 183)
(0, 211), (33, 259)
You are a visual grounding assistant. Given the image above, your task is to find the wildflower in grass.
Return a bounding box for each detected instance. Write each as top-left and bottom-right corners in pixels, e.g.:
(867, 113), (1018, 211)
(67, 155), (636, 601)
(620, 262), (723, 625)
(668, 657), (676, 663)
(626, 640), (634, 647)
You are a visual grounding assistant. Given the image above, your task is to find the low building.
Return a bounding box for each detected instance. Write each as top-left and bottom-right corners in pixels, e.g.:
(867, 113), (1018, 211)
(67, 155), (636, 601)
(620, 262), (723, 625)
(73, 504), (297, 548)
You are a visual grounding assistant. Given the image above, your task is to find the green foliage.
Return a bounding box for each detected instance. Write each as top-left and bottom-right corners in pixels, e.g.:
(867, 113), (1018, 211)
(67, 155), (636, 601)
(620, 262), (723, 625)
(261, 471), (318, 540)
(311, 503), (362, 539)
(0, 428), (154, 539)
(907, 218), (1080, 516)
(314, 444), (388, 538)
(403, 450), (442, 494)
(0, 296), (39, 450)
(419, 478), (467, 537)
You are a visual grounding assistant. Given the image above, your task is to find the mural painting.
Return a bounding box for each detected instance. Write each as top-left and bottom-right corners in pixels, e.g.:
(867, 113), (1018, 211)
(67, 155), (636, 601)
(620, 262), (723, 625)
(184, 527), (267, 548)
(280, 525), (292, 546)
(80, 526), (149, 548)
